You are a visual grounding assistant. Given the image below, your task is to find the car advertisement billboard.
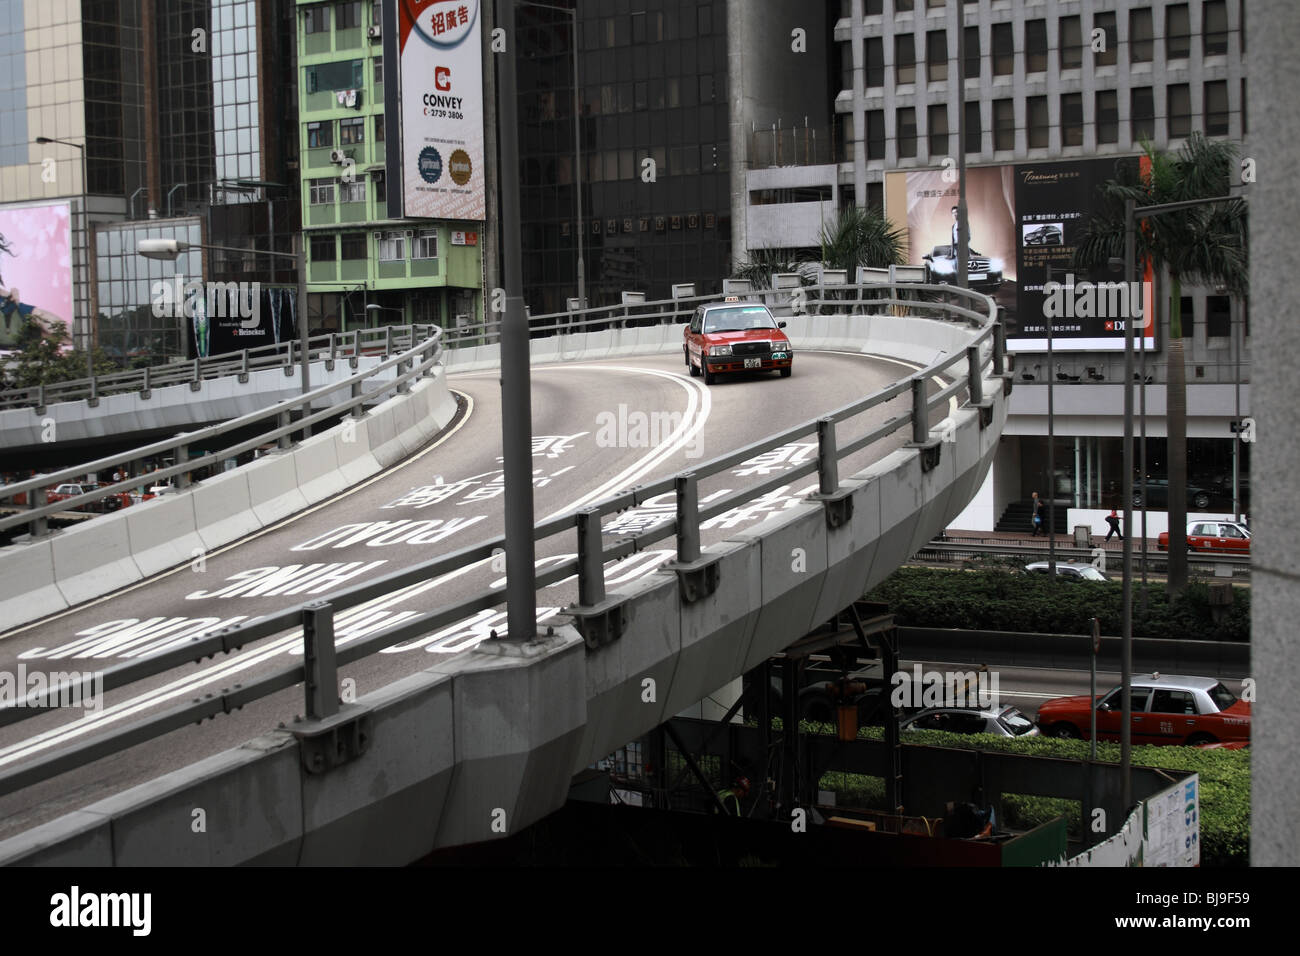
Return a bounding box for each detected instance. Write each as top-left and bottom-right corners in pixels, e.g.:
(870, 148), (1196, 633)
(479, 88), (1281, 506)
(888, 157), (1153, 352)
(0, 201), (73, 352)
(387, 0), (485, 221)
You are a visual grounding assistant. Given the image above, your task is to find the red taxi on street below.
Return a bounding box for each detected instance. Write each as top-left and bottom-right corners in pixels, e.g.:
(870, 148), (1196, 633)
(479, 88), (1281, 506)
(1035, 673), (1251, 746)
(683, 299), (793, 385)
(1157, 520), (1250, 554)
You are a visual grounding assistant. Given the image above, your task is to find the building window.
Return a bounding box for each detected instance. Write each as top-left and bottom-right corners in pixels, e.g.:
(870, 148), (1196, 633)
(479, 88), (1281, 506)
(867, 110), (885, 160)
(926, 30), (948, 83)
(1206, 295), (1231, 337)
(309, 178), (336, 204)
(1166, 4), (1191, 59)
(897, 107), (917, 158)
(1180, 296), (1195, 337)
(866, 37), (884, 88)
(340, 232), (366, 259)
(304, 5), (330, 34)
(1060, 16), (1082, 70)
(993, 98), (1015, 151)
(307, 122), (333, 149)
(375, 113), (384, 142)
(413, 230), (438, 260)
(928, 104), (948, 156)
(1204, 0), (1229, 56)
(1025, 20), (1048, 73)
(1061, 93), (1083, 146)
(963, 26), (979, 79)
(1093, 12), (1117, 66)
(1204, 80), (1229, 135)
(336, 2), (362, 30)
(340, 116), (364, 145)
(305, 60), (364, 93)
(310, 234), (335, 260)
(1027, 96), (1049, 148)
(372, 1), (381, 26)
(371, 170), (386, 204)
(340, 179), (366, 203)
(895, 34), (916, 85)
(374, 56), (383, 85)
(992, 23), (1014, 76)
(378, 230), (405, 261)
(965, 100), (981, 153)
(1168, 84), (1192, 138)
(1096, 90), (1119, 143)
(1129, 8), (1154, 63)
(1131, 87), (1155, 141)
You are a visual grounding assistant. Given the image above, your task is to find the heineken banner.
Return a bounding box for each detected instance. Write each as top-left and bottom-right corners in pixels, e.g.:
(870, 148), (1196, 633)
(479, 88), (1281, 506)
(385, 0), (486, 221)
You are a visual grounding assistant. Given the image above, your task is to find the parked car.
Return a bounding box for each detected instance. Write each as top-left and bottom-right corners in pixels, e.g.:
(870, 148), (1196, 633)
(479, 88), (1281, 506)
(683, 299), (793, 385)
(1035, 674), (1251, 746)
(1157, 520), (1251, 553)
(1024, 561), (1110, 581)
(902, 704), (1039, 738)
(921, 246), (1004, 293)
(1131, 478), (1213, 511)
(45, 482), (132, 512)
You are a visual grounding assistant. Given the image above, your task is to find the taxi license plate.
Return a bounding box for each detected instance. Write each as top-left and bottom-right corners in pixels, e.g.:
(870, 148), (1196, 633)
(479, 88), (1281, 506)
(744, 357), (762, 369)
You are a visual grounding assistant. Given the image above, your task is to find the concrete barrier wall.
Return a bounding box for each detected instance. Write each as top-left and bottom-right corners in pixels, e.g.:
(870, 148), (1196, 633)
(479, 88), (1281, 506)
(0, 357), (384, 450)
(0, 368), (458, 630)
(0, 311), (1005, 866)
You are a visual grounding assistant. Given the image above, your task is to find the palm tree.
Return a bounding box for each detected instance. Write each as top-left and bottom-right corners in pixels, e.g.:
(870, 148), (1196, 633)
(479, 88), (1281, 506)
(1074, 133), (1248, 593)
(819, 205), (907, 273)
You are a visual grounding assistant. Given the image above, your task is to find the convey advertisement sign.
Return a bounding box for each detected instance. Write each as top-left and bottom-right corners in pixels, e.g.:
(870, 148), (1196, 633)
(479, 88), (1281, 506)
(389, 0), (485, 221)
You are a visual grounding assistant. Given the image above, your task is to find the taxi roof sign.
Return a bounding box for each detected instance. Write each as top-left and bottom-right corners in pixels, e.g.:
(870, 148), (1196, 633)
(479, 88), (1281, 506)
(724, 295), (739, 302)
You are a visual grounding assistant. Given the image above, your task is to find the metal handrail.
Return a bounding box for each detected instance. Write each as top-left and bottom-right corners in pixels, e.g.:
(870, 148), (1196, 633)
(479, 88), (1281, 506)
(0, 325), (443, 532)
(0, 282), (1003, 799)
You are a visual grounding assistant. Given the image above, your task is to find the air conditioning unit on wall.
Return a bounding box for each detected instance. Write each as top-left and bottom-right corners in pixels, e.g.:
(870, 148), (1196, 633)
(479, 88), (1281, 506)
(367, 25), (381, 39)
(330, 149), (347, 163)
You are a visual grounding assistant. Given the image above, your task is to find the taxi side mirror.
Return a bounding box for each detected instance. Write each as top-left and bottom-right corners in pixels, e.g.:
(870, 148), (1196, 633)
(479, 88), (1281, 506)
(778, 321), (787, 328)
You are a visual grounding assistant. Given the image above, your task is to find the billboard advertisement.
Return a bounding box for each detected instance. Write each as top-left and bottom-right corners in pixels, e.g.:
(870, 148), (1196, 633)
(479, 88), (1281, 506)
(0, 202), (73, 351)
(159, 280), (298, 360)
(889, 157), (1152, 352)
(388, 0), (486, 221)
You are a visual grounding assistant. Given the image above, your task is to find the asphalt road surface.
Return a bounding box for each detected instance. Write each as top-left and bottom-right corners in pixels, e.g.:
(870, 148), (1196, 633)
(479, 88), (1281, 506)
(0, 349), (961, 838)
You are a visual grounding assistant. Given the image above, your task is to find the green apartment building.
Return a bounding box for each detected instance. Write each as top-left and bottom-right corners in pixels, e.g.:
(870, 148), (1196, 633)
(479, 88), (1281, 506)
(296, 0), (483, 331)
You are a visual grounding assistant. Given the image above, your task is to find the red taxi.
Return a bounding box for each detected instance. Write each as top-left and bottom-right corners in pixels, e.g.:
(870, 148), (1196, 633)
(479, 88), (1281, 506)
(1157, 520), (1250, 554)
(683, 300), (793, 385)
(1035, 674), (1251, 746)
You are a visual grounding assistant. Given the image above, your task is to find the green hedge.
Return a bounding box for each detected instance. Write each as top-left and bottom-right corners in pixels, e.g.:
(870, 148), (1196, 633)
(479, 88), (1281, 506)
(811, 722), (1248, 866)
(865, 566), (1249, 642)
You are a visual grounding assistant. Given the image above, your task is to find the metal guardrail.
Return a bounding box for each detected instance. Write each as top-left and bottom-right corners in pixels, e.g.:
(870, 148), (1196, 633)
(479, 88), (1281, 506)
(915, 538), (1251, 577)
(0, 281), (1004, 798)
(0, 327), (411, 412)
(0, 325), (443, 535)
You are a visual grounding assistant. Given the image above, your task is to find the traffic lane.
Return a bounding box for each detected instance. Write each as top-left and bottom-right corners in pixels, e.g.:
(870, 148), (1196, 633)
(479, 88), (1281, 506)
(0, 351), (945, 836)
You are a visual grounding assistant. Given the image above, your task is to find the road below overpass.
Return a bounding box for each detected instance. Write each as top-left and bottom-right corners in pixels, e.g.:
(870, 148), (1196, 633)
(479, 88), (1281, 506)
(0, 349), (955, 841)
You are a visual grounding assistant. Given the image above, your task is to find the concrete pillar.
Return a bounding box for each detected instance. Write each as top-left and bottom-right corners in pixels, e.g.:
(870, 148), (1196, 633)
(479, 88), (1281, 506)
(1251, 0), (1300, 867)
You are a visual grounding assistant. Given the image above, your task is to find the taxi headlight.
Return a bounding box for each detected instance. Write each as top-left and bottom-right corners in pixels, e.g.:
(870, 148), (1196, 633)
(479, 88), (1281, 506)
(708, 344), (732, 356)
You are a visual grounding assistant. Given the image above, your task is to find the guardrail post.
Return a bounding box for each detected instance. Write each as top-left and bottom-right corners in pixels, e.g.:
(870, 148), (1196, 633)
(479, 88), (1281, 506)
(278, 410), (292, 449)
(302, 602), (339, 720)
(329, 334), (338, 361)
(966, 345), (984, 406)
(817, 417), (839, 495)
(992, 320), (1006, 376)
(28, 486), (49, 539)
(36, 383), (45, 412)
(350, 380), (365, 418)
(396, 356), (410, 394)
(676, 473), (700, 564)
(88, 373), (98, 407)
(176, 445), (190, 489)
(192, 358), (200, 383)
(911, 375), (929, 444)
(384, 325), (393, 357)
(577, 508), (606, 607)
(241, 348), (250, 376)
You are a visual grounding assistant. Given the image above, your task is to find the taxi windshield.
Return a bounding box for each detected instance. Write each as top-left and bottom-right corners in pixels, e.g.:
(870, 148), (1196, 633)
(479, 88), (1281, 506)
(703, 307), (776, 334)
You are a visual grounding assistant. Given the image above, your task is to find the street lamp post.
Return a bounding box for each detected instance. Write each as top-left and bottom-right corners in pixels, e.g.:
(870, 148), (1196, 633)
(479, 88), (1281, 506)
(137, 237), (311, 410)
(35, 136), (91, 379)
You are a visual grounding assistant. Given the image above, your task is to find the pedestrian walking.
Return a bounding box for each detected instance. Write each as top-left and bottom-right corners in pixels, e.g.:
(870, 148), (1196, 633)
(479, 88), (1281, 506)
(1104, 508), (1124, 541)
(1031, 492), (1044, 536)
